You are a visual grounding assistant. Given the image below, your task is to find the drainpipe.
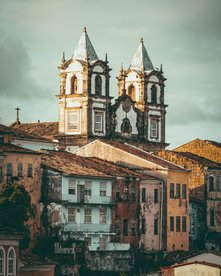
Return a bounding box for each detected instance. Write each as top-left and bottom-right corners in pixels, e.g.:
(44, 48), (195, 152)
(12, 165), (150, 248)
(159, 181), (163, 250)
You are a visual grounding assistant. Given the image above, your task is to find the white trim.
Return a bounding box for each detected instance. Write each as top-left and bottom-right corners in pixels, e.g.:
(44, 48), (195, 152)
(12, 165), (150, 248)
(0, 246), (6, 276)
(7, 246), (16, 276)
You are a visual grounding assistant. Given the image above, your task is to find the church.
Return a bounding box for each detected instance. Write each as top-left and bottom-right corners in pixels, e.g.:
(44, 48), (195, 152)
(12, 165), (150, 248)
(14, 27), (168, 152)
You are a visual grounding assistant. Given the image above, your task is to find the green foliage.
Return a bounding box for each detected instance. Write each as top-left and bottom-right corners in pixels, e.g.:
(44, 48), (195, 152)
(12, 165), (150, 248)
(0, 182), (31, 231)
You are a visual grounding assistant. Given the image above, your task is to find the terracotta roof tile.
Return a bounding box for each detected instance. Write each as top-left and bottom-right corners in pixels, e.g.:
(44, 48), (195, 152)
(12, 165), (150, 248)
(173, 151), (221, 168)
(0, 144), (41, 155)
(11, 122), (59, 141)
(20, 250), (56, 266)
(41, 150), (111, 178)
(99, 140), (187, 171)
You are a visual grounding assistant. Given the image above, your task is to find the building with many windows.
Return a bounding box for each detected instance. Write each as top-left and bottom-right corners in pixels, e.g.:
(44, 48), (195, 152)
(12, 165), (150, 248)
(12, 28), (168, 152)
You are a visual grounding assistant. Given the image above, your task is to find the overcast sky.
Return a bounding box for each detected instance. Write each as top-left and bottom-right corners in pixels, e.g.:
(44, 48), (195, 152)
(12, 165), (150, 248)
(0, 0), (220, 148)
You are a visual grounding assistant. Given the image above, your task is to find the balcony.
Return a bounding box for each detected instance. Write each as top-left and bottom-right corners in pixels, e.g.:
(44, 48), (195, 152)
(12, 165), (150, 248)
(63, 223), (112, 233)
(63, 194), (113, 205)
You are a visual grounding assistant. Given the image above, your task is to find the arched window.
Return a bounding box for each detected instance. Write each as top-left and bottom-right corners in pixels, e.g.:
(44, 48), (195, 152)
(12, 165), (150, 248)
(151, 84), (157, 104)
(7, 247), (16, 276)
(71, 75), (77, 94)
(95, 75), (102, 95)
(128, 84), (136, 101)
(0, 247), (5, 276)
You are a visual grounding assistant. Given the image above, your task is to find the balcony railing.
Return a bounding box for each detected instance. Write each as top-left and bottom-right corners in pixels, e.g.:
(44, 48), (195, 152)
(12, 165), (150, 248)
(62, 195), (112, 204)
(63, 223), (112, 233)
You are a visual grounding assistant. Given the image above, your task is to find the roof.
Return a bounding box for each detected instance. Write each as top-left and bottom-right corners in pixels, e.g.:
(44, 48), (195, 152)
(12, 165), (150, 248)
(164, 261), (221, 270)
(0, 124), (11, 133)
(0, 143), (41, 155)
(130, 38), (154, 71)
(98, 140), (187, 171)
(175, 151), (221, 168)
(174, 138), (221, 151)
(84, 157), (160, 181)
(19, 250), (56, 267)
(12, 128), (55, 144)
(41, 150), (111, 178)
(72, 27), (98, 62)
(162, 150), (221, 169)
(0, 224), (24, 239)
(11, 122), (59, 141)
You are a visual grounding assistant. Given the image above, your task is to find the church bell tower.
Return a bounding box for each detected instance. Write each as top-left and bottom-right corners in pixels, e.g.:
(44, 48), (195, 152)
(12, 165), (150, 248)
(57, 28), (112, 149)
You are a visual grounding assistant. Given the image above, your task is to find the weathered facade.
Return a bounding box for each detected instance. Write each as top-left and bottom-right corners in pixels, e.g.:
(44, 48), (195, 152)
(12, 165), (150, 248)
(0, 125), (42, 246)
(174, 139), (221, 163)
(75, 139), (190, 251)
(156, 150), (221, 250)
(11, 29), (168, 153)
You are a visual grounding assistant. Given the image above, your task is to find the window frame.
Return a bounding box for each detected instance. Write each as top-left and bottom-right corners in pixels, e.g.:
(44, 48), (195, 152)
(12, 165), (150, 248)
(170, 216), (174, 232)
(0, 246), (5, 276)
(68, 207), (76, 223)
(154, 188), (158, 203)
(182, 184), (187, 199)
(6, 163), (12, 177)
(154, 218), (158, 235)
(150, 119), (158, 138)
(27, 163), (33, 178)
(210, 209), (215, 226)
(94, 112), (104, 133)
(68, 111), (80, 131)
(100, 182), (107, 197)
(209, 176), (214, 192)
(176, 183), (181, 199)
(99, 207), (107, 224)
(17, 163), (23, 177)
(123, 219), (128, 236)
(84, 208), (92, 223)
(141, 188), (146, 202)
(7, 247), (16, 276)
(176, 216), (181, 232)
(182, 216), (187, 232)
(68, 180), (76, 195)
(170, 183), (174, 199)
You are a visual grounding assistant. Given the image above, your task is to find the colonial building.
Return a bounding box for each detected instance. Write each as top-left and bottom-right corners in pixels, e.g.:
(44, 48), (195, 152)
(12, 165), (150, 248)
(156, 150), (221, 250)
(0, 124), (42, 247)
(75, 139), (190, 251)
(12, 28), (168, 152)
(174, 139), (221, 163)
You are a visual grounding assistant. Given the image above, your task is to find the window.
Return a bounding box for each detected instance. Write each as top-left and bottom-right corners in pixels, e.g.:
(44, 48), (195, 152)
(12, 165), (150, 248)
(6, 163), (12, 177)
(123, 219), (128, 236)
(0, 247), (5, 276)
(99, 207), (106, 224)
(0, 133), (4, 144)
(154, 218), (158, 235)
(95, 75), (102, 95)
(141, 219), (146, 234)
(176, 183), (180, 199)
(85, 181), (92, 197)
(128, 84), (136, 101)
(141, 188), (146, 202)
(71, 75), (77, 94)
(131, 220), (136, 236)
(94, 112), (103, 132)
(151, 84), (157, 104)
(84, 237), (91, 246)
(131, 183), (136, 201)
(27, 164), (33, 177)
(176, 216), (180, 232)
(170, 183), (174, 199)
(68, 111), (79, 131)
(115, 185), (120, 201)
(100, 182), (107, 196)
(182, 216), (187, 232)
(170, 216), (174, 231)
(182, 184), (186, 199)
(68, 180), (76, 195)
(99, 237), (106, 250)
(123, 181), (129, 200)
(68, 207), (76, 223)
(209, 176), (214, 192)
(116, 223), (120, 236)
(17, 163), (23, 177)
(150, 119), (158, 138)
(84, 208), (92, 223)
(0, 167), (2, 182)
(154, 189), (158, 203)
(210, 209), (215, 226)
(7, 247), (15, 276)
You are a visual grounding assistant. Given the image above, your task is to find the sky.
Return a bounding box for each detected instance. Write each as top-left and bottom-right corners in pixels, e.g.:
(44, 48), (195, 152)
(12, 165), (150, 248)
(0, 0), (220, 149)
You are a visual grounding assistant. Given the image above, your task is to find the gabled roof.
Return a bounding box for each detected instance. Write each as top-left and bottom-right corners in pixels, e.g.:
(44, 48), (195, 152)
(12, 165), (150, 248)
(0, 224), (24, 239)
(159, 150), (221, 169)
(11, 122), (59, 141)
(174, 138), (221, 151)
(0, 124), (11, 133)
(84, 157), (160, 181)
(130, 38), (154, 72)
(87, 140), (187, 171)
(19, 250), (56, 267)
(72, 27), (98, 62)
(41, 150), (111, 179)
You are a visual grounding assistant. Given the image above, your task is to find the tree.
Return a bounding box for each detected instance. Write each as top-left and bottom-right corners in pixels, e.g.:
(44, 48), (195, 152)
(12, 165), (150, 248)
(0, 181), (31, 231)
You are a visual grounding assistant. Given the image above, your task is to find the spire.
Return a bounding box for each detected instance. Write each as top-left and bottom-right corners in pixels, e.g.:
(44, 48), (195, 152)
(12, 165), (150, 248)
(130, 38), (154, 71)
(72, 27), (98, 62)
(15, 107), (21, 125)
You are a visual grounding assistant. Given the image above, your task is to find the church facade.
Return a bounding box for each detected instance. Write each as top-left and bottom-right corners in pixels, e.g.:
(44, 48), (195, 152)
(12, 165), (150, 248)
(57, 28), (168, 151)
